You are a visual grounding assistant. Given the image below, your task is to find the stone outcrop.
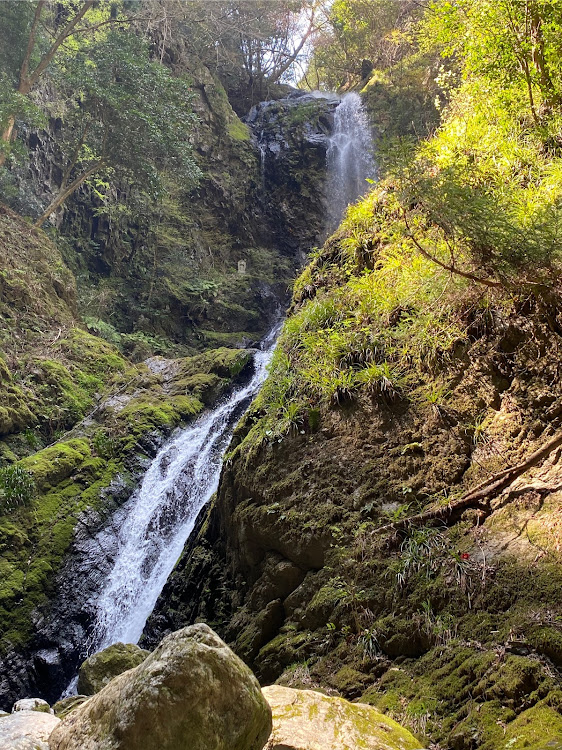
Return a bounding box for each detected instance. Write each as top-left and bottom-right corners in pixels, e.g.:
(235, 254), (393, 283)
(0, 710), (60, 750)
(49, 624), (271, 750)
(52, 696), (88, 719)
(246, 91), (338, 255)
(77, 642), (150, 695)
(263, 686), (423, 750)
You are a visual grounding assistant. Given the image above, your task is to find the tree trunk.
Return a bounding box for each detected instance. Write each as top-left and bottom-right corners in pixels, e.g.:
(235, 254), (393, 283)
(530, 4), (559, 107)
(1, 0), (96, 169)
(376, 428), (562, 535)
(0, 116), (16, 168)
(34, 162), (103, 228)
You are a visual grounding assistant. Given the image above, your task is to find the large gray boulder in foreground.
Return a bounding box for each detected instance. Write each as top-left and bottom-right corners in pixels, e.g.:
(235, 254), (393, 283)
(49, 623), (272, 750)
(77, 642), (150, 695)
(0, 710), (60, 750)
(263, 685), (424, 750)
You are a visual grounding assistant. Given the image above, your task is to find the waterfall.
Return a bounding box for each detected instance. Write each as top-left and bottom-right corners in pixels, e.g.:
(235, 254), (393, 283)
(87, 325), (280, 652)
(326, 92), (375, 230)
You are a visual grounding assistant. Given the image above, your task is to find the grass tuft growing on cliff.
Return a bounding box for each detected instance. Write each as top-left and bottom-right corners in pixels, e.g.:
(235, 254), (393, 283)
(244, 186), (480, 446)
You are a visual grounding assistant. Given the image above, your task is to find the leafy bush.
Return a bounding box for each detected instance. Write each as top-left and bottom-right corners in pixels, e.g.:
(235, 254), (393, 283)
(83, 317), (122, 348)
(0, 464), (35, 513)
(92, 430), (118, 460)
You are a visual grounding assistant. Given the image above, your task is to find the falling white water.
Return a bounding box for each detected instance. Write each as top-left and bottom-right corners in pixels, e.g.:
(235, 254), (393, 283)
(89, 325), (280, 650)
(326, 92), (375, 230)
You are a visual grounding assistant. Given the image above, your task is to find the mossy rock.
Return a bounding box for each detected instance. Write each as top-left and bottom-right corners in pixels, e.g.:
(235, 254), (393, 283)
(12, 697), (52, 713)
(263, 685), (423, 750)
(328, 665), (372, 697)
(117, 395), (204, 442)
(528, 625), (562, 667)
(179, 347), (253, 380)
(77, 642), (150, 695)
(51, 625), (272, 750)
(53, 696), (89, 719)
(498, 700), (562, 750)
(20, 439), (91, 491)
(361, 642), (560, 748)
(375, 616), (431, 658)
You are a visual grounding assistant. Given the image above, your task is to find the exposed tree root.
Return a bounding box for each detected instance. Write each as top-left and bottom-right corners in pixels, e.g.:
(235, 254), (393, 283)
(377, 430), (562, 535)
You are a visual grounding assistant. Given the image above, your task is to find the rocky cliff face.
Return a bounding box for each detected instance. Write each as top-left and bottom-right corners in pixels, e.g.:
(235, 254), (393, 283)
(6, 66), (333, 354)
(144, 191), (562, 750)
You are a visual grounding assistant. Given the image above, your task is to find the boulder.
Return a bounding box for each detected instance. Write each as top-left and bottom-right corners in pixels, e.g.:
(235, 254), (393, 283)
(12, 697), (53, 713)
(77, 642), (150, 695)
(0, 709), (60, 750)
(262, 685), (424, 750)
(49, 624), (272, 750)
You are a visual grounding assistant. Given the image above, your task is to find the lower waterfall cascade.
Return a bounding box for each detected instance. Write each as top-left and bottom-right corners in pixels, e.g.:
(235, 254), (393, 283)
(86, 93), (376, 659)
(48, 90), (379, 699)
(86, 324), (280, 654)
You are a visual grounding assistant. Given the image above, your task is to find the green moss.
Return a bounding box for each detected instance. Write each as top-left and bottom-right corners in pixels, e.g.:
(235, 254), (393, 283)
(528, 626), (562, 667)
(20, 439), (91, 491)
(118, 395), (203, 442)
(498, 700), (562, 750)
(228, 119), (251, 141)
(170, 373), (222, 404)
(78, 642), (150, 695)
(178, 347), (252, 380)
(360, 642), (559, 747)
(62, 328), (128, 376)
(0, 444), (122, 652)
(361, 53), (440, 140)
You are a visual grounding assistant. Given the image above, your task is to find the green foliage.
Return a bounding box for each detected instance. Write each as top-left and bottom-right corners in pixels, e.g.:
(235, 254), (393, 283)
(0, 2), (36, 83)
(420, 1), (562, 114)
(390, 0), (562, 285)
(358, 626), (380, 661)
(394, 527), (446, 587)
(0, 465), (35, 513)
(245, 186), (472, 448)
(305, 0), (422, 90)
(92, 430), (118, 460)
(83, 317), (122, 348)
(46, 29), (200, 213)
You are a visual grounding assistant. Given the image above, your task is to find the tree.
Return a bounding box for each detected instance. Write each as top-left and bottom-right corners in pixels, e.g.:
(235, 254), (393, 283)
(34, 30), (200, 227)
(304, 0), (423, 90)
(420, 0), (562, 122)
(141, 0), (321, 111)
(0, 0), (102, 167)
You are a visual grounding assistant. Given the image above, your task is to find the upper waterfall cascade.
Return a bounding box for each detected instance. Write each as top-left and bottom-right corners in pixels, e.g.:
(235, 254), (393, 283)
(326, 92), (375, 230)
(87, 325), (280, 652)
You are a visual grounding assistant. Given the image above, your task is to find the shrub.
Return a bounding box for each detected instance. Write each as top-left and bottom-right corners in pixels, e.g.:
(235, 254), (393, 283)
(0, 464), (35, 513)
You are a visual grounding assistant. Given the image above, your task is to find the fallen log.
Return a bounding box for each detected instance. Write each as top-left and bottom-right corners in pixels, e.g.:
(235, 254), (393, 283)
(376, 430), (562, 535)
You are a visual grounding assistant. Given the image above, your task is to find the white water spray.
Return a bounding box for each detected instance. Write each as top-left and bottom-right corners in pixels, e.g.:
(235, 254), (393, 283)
(89, 326), (280, 650)
(326, 92), (375, 229)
